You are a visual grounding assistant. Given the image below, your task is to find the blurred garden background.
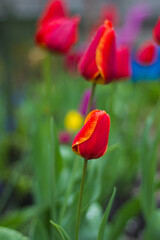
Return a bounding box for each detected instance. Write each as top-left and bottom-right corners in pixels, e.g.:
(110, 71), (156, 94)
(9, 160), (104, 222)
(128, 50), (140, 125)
(0, 0), (160, 239)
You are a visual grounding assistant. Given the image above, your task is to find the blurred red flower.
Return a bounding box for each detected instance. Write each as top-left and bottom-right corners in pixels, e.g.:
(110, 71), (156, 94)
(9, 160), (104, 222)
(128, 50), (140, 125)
(78, 20), (116, 84)
(136, 41), (158, 65)
(153, 17), (160, 45)
(38, 0), (68, 27)
(72, 110), (110, 160)
(116, 46), (132, 79)
(35, 0), (80, 53)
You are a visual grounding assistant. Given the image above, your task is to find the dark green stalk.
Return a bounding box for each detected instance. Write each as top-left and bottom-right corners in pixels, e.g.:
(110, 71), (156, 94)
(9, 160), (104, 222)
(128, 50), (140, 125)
(75, 159), (88, 240)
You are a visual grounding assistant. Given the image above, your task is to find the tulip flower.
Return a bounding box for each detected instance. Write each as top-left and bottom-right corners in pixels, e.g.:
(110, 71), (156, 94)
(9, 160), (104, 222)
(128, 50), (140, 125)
(78, 20), (116, 84)
(58, 131), (71, 144)
(79, 89), (96, 117)
(136, 41), (158, 65)
(35, 0), (80, 53)
(35, 16), (80, 53)
(153, 18), (160, 45)
(132, 47), (160, 82)
(38, 0), (68, 27)
(116, 46), (131, 79)
(72, 110), (110, 160)
(64, 110), (83, 132)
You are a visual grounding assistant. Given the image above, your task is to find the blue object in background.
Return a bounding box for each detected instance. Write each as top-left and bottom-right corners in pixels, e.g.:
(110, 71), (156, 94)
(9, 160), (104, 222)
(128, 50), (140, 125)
(131, 47), (160, 82)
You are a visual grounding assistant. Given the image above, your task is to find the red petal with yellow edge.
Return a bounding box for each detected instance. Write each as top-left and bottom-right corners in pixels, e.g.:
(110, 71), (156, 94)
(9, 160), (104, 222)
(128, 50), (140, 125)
(38, 0), (69, 27)
(36, 17), (80, 53)
(72, 110), (100, 155)
(96, 20), (116, 84)
(153, 18), (160, 45)
(78, 25), (106, 80)
(78, 111), (110, 160)
(116, 46), (131, 79)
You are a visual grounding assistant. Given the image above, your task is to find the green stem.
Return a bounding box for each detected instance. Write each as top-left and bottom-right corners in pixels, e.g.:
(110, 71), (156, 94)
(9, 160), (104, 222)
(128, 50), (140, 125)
(75, 159), (88, 240)
(43, 52), (52, 113)
(87, 82), (96, 115)
(59, 157), (79, 223)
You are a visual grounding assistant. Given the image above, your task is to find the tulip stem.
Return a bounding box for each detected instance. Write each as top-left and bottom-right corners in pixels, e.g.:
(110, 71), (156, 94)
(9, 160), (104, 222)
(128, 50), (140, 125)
(87, 82), (96, 114)
(75, 158), (88, 240)
(43, 52), (52, 112)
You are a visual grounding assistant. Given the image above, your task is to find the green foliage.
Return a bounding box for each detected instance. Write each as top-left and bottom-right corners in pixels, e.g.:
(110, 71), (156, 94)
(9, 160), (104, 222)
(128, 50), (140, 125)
(140, 106), (160, 221)
(98, 187), (116, 240)
(1, 48), (160, 240)
(0, 227), (29, 240)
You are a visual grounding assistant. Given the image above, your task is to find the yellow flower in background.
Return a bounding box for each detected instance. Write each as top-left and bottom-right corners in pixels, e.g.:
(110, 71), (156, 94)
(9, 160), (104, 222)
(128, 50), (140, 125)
(64, 110), (83, 132)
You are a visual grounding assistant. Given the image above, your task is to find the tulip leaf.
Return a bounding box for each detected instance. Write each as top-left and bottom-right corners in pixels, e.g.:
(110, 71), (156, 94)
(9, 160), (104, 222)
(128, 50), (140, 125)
(30, 219), (49, 240)
(0, 227), (29, 240)
(144, 210), (160, 240)
(50, 220), (71, 240)
(0, 205), (47, 229)
(109, 196), (141, 240)
(140, 111), (160, 221)
(97, 187), (116, 240)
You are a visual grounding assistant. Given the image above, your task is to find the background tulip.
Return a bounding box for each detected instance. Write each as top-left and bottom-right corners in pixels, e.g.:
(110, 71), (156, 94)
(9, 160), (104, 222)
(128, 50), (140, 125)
(116, 46), (132, 80)
(64, 110), (83, 132)
(38, 0), (68, 27)
(153, 18), (160, 45)
(136, 41), (158, 65)
(72, 110), (110, 160)
(35, 16), (80, 53)
(35, 0), (80, 53)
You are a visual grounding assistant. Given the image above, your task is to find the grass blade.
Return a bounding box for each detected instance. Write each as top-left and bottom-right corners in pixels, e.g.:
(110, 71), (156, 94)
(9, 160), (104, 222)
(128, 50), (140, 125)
(97, 187), (116, 240)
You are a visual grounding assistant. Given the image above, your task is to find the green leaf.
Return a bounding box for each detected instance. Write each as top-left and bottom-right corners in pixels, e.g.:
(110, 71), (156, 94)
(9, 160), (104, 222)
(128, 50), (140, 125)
(97, 188), (116, 240)
(140, 112), (160, 221)
(30, 219), (49, 240)
(145, 210), (160, 240)
(0, 227), (29, 240)
(0, 205), (47, 229)
(109, 197), (141, 240)
(50, 220), (71, 240)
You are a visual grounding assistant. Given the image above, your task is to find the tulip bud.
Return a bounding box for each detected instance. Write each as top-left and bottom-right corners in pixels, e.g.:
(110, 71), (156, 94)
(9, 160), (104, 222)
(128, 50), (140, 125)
(35, 17), (80, 53)
(136, 41), (158, 65)
(38, 0), (68, 27)
(72, 110), (110, 160)
(78, 20), (116, 84)
(153, 18), (160, 46)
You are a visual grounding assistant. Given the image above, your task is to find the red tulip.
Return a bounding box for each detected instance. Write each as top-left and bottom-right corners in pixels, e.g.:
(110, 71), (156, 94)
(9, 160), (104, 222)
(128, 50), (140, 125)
(38, 0), (68, 27)
(72, 110), (110, 160)
(153, 17), (160, 45)
(35, 16), (80, 53)
(116, 46), (131, 79)
(136, 41), (157, 65)
(78, 20), (116, 84)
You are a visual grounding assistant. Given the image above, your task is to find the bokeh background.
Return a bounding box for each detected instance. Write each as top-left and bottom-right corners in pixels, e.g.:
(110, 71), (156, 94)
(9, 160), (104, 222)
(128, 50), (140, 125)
(0, 0), (160, 240)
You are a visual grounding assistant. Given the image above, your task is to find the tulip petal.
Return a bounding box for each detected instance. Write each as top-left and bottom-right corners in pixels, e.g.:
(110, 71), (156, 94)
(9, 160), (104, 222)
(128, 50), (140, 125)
(136, 41), (157, 65)
(116, 46), (131, 79)
(38, 0), (69, 27)
(36, 17), (80, 53)
(153, 18), (160, 45)
(78, 26), (106, 80)
(96, 20), (116, 84)
(79, 111), (110, 159)
(72, 110), (100, 156)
